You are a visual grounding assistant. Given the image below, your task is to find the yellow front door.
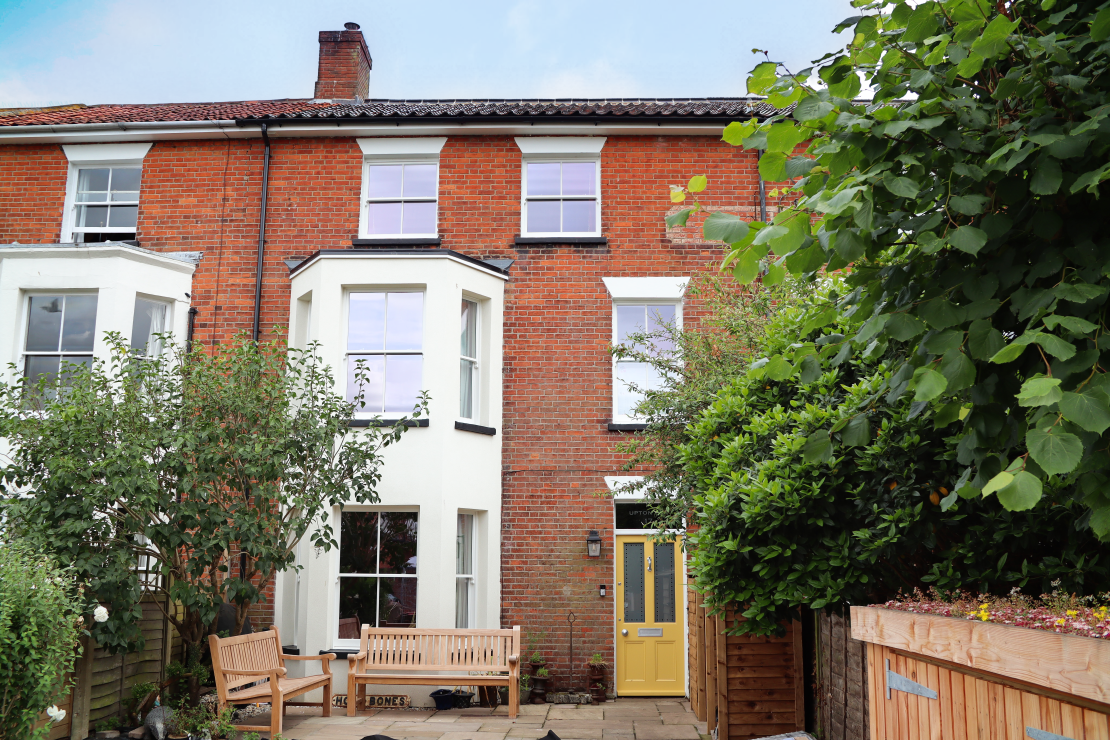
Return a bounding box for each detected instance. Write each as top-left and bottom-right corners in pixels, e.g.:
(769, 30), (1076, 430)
(615, 535), (684, 696)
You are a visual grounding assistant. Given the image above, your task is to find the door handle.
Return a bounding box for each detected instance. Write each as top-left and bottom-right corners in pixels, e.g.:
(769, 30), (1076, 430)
(621, 629), (628, 636)
(647, 556), (652, 572)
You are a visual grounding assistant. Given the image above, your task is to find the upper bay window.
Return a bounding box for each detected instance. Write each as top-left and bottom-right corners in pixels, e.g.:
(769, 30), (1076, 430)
(357, 138), (447, 240)
(61, 143), (152, 244)
(22, 294), (98, 386)
(346, 291), (424, 417)
(516, 137), (605, 238)
(460, 298), (479, 421)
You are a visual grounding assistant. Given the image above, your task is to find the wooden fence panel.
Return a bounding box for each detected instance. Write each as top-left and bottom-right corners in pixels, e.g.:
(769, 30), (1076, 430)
(818, 607), (870, 740)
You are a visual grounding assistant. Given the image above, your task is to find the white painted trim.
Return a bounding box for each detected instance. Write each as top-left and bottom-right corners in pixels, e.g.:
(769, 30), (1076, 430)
(603, 277), (690, 301)
(61, 142), (153, 163)
(293, 252), (509, 281)
(0, 244), (197, 275)
(519, 156), (602, 238)
(357, 137), (447, 156)
(605, 476), (645, 498)
(515, 136), (606, 154)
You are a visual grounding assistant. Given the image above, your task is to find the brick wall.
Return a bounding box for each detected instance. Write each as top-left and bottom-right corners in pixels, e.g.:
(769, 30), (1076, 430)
(0, 132), (765, 685)
(314, 30), (372, 100)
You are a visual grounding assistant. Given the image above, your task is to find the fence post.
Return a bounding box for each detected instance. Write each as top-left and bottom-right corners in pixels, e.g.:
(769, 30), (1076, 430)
(69, 634), (95, 740)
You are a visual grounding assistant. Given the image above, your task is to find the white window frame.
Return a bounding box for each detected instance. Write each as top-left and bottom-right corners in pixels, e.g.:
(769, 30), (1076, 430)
(60, 143), (152, 244)
(344, 289), (425, 419)
(455, 512), (477, 628)
(516, 137), (606, 238)
(459, 297), (479, 421)
(19, 290), (99, 382)
(357, 138), (447, 240)
(130, 294), (173, 359)
(610, 300), (683, 424)
(333, 506), (420, 649)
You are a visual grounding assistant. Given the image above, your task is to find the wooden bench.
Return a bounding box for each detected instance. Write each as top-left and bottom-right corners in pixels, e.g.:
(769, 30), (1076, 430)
(346, 626), (520, 718)
(209, 625), (335, 737)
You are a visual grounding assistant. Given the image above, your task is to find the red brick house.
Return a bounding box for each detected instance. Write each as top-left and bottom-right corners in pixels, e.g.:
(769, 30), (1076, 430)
(0, 23), (776, 703)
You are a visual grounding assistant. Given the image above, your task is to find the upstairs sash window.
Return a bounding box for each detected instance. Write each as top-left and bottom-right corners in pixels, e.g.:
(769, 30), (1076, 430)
(346, 292), (424, 416)
(523, 161), (599, 235)
(72, 167), (140, 243)
(364, 163), (438, 236)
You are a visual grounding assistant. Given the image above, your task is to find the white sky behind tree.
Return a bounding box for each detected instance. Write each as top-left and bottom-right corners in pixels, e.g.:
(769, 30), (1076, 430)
(0, 0), (855, 107)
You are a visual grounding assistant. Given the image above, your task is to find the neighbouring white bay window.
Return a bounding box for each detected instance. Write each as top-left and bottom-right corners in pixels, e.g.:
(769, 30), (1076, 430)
(455, 513), (475, 628)
(338, 511), (419, 631)
(346, 291), (424, 416)
(131, 297), (170, 357)
(460, 298), (479, 420)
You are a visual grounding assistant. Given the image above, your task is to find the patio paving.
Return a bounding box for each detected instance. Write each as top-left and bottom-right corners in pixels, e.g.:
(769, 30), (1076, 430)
(234, 698), (709, 740)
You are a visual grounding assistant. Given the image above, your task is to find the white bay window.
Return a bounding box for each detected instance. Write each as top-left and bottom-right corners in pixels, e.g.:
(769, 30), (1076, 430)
(346, 291), (424, 416)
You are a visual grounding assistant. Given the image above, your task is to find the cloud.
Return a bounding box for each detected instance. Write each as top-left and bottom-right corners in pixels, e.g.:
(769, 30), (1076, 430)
(533, 59), (643, 99)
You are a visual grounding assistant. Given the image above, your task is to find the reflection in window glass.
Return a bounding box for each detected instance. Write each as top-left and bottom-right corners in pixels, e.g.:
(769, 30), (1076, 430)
(365, 163), (438, 235)
(73, 167), (141, 243)
(623, 542), (645, 623)
(131, 298), (169, 357)
(653, 541), (676, 623)
(456, 513), (475, 628)
(23, 295), (98, 391)
(347, 292), (424, 415)
(460, 299), (478, 420)
(338, 511), (419, 631)
(614, 303), (678, 419)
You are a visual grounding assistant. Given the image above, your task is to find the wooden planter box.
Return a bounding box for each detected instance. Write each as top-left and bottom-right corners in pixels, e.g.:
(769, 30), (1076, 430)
(850, 606), (1110, 740)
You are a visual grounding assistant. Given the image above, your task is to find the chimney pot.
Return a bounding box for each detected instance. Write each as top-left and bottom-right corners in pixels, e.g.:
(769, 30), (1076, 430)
(344, 22), (360, 30)
(314, 24), (372, 100)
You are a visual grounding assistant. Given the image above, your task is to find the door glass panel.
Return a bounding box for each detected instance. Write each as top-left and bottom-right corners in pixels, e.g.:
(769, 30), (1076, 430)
(615, 501), (653, 529)
(653, 541), (676, 623)
(623, 542), (645, 623)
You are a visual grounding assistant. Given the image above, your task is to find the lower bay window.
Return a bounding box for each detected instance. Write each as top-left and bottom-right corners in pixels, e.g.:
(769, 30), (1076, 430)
(131, 297), (170, 357)
(455, 513), (476, 628)
(338, 511), (419, 632)
(346, 291), (424, 416)
(22, 294), (98, 387)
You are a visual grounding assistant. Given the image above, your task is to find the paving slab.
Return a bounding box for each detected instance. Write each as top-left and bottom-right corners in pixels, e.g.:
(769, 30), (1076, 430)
(548, 706), (603, 720)
(633, 722), (702, 740)
(437, 732), (508, 740)
(661, 713), (700, 724)
(543, 719), (633, 730)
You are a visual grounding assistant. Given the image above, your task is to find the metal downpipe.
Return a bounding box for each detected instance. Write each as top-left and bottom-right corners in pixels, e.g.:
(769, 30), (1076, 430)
(252, 123), (271, 342)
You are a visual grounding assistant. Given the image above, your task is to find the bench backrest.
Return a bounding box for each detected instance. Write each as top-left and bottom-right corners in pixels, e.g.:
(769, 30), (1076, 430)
(356, 626), (520, 672)
(210, 625), (284, 692)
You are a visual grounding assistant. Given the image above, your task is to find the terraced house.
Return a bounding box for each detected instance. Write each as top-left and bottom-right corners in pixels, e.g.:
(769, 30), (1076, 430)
(0, 22), (781, 709)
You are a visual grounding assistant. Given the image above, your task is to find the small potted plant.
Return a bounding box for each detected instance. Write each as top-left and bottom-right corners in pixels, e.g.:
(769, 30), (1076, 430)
(531, 666), (552, 704)
(590, 682), (607, 704)
(529, 650), (546, 675)
(524, 631), (544, 675)
(518, 674), (532, 706)
(586, 653), (608, 685)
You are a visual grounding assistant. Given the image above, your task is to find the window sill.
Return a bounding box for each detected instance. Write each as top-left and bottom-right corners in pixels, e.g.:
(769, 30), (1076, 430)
(322, 648), (360, 659)
(352, 238), (441, 247)
(349, 418), (429, 428)
(282, 645), (300, 655)
(514, 235), (608, 246)
(455, 420), (496, 436)
(608, 422), (647, 432)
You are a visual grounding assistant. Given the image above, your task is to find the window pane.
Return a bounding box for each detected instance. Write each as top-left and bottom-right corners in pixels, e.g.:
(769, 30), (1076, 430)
(616, 305), (645, 347)
(615, 501), (653, 530)
(378, 512), (418, 574)
(384, 355), (422, 413)
(339, 576), (378, 629)
(367, 202), (403, 234)
(623, 542), (645, 623)
(340, 511), (380, 574)
(460, 359), (475, 419)
(527, 162), (560, 196)
(403, 164), (437, 198)
(78, 205), (109, 228)
(562, 199), (596, 233)
(460, 299), (477, 357)
(110, 191), (139, 203)
(76, 191), (107, 203)
(455, 578), (471, 629)
(347, 355), (385, 412)
(108, 205), (138, 228)
(615, 361), (647, 417)
(60, 295), (98, 352)
(26, 296), (64, 351)
(456, 514), (473, 575)
(385, 292), (423, 351)
(647, 305), (676, 353)
(401, 201), (436, 234)
(348, 293), (386, 351)
(378, 576), (417, 627)
(367, 165), (403, 198)
(562, 162), (596, 196)
(110, 168), (141, 193)
(24, 355), (60, 387)
(653, 541), (676, 623)
(527, 200), (560, 233)
(131, 298), (168, 355)
(77, 168), (109, 193)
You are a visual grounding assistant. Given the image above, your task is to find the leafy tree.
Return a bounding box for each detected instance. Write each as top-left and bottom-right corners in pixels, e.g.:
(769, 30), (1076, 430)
(0, 543), (87, 740)
(0, 334), (424, 699)
(672, 0), (1110, 538)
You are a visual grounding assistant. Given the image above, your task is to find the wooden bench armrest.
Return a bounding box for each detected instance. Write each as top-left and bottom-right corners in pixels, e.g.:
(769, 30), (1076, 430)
(220, 667), (287, 678)
(347, 651), (367, 662)
(508, 654), (519, 665)
(283, 653), (335, 674)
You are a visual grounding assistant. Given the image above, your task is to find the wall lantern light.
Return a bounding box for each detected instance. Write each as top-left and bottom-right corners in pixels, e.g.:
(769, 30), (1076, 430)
(599, 584), (607, 597)
(586, 530), (602, 558)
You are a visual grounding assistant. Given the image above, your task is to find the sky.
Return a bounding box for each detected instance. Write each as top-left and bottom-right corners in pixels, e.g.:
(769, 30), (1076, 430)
(0, 0), (856, 108)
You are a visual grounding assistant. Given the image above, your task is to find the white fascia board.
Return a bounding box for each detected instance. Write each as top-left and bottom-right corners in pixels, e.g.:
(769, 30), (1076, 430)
(515, 136), (606, 154)
(62, 142), (153, 162)
(0, 243), (198, 275)
(294, 251), (509, 281)
(0, 122), (725, 145)
(603, 276), (690, 301)
(357, 137), (447, 156)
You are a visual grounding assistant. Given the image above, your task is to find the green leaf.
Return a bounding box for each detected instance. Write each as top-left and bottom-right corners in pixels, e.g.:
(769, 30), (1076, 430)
(1030, 157), (1063, 195)
(934, 402), (964, 430)
(802, 308), (837, 336)
(722, 120), (756, 146)
(948, 226), (989, 255)
(802, 430), (833, 464)
(747, 62), (779, 95)
(1043, 315), (1099, 333)
(1027, 428), (1083, 475)
(764, 354), (794, 381)
(687, 175), (708, 193)
(1034, 333), (1076, 361)
(1091, 6), (1110, 41)
(939, 350), (976, 392)
(759, 151), (788, 181)
(795, 96), (835, 121)
(913, 367), (948, 402)
(970, 15), (1018, 59)
(665, 209), (696, 229)
(842, 414), (871, 447)
(1016, 377), (1063, 407)
(981, 471), (1014, 496)
(990, 341), (1028, 364)
(968, 320), (1005, 360)
(703, 211), (750, 244)
(918, 299), (964, 330)
(883, 173), (921, 199)
(785, 156), (818, 178)
(1059, 389), (1110, 434)
(997, 471), (1043, 511)
(763, 261), (787, 286)
(901, 3), (939, 43)
(784, 242), (827, 275)
(828, 72), (861, 99)
(832, 230), (865, 261)
(732, 248), (762, 284)
(1053, 282), (1108, 304)
(949, 195), (989, 215)
(798, 354), (821, 384)
(886, 313), (927, 341)
(766, 122), (808, 154)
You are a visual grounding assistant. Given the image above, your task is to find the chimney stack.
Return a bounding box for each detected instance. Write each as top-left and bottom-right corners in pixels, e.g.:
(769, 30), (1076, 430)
(314, 22), (372, 101)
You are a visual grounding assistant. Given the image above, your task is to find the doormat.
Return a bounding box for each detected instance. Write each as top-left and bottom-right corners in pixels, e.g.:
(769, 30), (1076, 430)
(547, 691), (591, 704)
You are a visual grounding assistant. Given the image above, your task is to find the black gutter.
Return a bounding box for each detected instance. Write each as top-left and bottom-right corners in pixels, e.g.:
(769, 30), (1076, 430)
(288, 247), (510, 278)
(186, 307), (199, 352)
(252, 123), (271, 342)
(232, 114), (775, 128)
